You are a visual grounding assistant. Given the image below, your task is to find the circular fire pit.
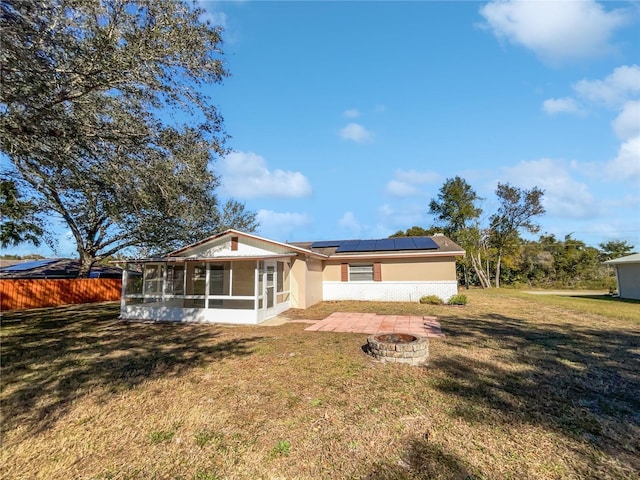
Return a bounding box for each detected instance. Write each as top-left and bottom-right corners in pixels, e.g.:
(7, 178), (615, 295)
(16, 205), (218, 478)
(366, 333), (429, 366)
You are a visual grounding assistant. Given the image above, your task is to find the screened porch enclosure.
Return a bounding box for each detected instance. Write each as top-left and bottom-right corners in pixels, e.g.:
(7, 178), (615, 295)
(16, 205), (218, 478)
(121, 259), (291, 324)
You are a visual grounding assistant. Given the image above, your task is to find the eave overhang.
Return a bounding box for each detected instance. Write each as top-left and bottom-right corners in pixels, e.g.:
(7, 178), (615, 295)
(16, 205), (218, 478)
(118, 253), (299, 264)
(325, 251), (465, 260)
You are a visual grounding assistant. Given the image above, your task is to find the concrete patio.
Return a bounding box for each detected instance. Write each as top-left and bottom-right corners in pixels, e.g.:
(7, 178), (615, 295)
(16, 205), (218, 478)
(302, 312), (444, 338)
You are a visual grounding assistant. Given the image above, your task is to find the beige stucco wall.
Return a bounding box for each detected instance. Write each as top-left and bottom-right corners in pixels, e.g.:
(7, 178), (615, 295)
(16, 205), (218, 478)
(323, 257), (457, 282)
(290, 255), (324, 309)
(290, 257), (305, 308)
(304, 258), (324, 308)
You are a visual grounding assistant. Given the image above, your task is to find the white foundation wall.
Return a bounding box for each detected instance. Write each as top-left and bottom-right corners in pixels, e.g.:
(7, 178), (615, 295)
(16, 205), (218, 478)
(121, 302), (290, 325)
(322, 281), (459, 303)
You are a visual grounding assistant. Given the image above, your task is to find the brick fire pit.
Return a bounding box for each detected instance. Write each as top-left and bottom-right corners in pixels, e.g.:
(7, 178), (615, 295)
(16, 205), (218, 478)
(366, 333), (429, 366)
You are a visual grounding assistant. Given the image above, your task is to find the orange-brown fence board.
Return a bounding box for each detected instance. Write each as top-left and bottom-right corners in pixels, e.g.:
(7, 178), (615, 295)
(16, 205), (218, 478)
(0, 279), (122, 311)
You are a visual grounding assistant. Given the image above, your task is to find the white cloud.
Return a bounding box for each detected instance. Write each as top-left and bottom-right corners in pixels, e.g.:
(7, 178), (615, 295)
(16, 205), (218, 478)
(256, 210), (312, 240)
(339, 123), (373, 144)
(395, 169), (441, 184)
(343, 109), (360, 118)
(605, 136), (640, 181)
(574, 65), (640, 107)
(479, 0), (630, 63)
(338, 211), (360, 229)
(378, 204), (395, 217)
(196, 1), (228, 28)
(385, 169), (440, 197)
(200, 10), (227, 29)
(542, 97), (584, 116)
(542, 65), (640, 117)
(377, 203), (426, 230)
(385, 180), (421, 197)
(502, 158), (600, 219)
(219, 151), (312, 199)
(612, 100), (640, 140)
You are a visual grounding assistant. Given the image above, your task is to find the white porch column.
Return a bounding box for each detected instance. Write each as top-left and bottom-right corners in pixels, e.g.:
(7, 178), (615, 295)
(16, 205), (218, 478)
(120, 267), (128, 311)
(254, 261), (259, 311)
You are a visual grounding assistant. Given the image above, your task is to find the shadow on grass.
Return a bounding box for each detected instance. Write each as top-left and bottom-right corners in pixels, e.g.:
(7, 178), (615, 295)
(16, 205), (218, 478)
(1, 303), (262, 436)
(363, 437), (474, 480)
(569, 295), (640, 304)
(431, 311), (640, 473)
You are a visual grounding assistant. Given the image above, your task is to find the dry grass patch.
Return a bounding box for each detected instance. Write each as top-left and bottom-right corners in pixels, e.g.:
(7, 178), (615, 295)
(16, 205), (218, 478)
(2, 291), (639, 479)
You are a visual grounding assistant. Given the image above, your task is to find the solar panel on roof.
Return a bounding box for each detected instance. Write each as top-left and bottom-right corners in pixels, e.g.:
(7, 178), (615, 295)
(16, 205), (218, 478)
(0, 259), (59, 272)
(375, 238), (395, 251)
(310, 240), (343, 248)
(412, 237), (438, 250)
(335, 237), (439, 253)
(357, 240), (376, 250)
(335, 240), (361, 253)
(394, 237), (414, 250)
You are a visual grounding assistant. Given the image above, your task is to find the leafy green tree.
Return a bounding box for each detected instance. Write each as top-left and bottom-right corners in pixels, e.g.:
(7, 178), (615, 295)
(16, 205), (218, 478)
(1, 0), (257, 276)
(598, 240), (635, 261)
(428, 177), (489, 288)
(389, 226), (441, 237)
(489, 183), (544, 288)
(554, 235), (601, 285)
(0, 178), (43, 248)
(429, 176), (482, 235)
(518, 239), (555, 286)
(537, 234), (601, 286)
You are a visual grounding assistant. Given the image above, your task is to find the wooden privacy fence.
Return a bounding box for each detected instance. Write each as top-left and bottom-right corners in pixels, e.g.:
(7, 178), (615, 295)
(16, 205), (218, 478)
(0, 278), (122, 311)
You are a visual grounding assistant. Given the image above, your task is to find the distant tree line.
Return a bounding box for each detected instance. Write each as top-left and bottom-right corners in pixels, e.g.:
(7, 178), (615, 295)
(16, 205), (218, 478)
(391, 177), (635, 289)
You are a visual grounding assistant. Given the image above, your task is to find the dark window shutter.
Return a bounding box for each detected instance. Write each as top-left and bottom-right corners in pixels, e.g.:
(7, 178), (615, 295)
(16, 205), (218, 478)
(341, 263), (348, 282)
(373, 262), (382, 282)
(231, 236), (239, 251)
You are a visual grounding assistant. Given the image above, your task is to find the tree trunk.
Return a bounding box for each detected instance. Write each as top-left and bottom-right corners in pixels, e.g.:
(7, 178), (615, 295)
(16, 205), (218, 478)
(463, 263), (469, 290)
(495, 252), (502, 288)
(77, 250), (96, 278)
(470, 252), (490, 288)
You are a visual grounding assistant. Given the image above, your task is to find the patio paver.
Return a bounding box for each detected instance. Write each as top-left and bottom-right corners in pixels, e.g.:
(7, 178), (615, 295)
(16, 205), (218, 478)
(304, 312), (444, 338)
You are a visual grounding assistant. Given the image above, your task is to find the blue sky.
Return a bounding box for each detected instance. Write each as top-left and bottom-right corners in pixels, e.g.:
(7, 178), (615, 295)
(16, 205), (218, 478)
(211, 0), (640, 248)
(5, 0), (640, 257)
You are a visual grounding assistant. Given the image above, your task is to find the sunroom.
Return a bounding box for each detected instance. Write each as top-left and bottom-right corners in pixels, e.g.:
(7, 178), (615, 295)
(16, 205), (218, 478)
(121, 257), (293, 325)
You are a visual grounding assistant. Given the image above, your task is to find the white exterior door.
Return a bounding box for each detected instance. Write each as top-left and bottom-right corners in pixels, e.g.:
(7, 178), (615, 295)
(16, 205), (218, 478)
(263, 261), (277, 318)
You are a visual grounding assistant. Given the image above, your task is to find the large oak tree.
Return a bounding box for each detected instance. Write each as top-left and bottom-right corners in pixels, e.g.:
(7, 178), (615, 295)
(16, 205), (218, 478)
(1, 0), (257, 276)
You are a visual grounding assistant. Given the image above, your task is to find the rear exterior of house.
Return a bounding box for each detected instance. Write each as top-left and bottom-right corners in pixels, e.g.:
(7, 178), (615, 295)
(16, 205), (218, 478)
(119, 230), (464, 324)
(294, 236), (462, 303)
(604, 253), (640, 300)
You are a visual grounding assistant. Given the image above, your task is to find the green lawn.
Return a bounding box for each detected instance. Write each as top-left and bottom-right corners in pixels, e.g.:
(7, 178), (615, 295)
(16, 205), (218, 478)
(1, 290), (639, 479)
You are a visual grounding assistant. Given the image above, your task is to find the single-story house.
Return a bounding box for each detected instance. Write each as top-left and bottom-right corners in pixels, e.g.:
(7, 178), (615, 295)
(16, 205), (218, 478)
(603, 253), (640, 300)
(119, 229), (465, 324)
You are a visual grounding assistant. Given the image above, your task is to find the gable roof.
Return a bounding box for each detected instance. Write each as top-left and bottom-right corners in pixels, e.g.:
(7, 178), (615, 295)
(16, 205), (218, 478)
(603, 253), (640, 265)
(167, 229), (328, 259)
(121, 231), (464, 263)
